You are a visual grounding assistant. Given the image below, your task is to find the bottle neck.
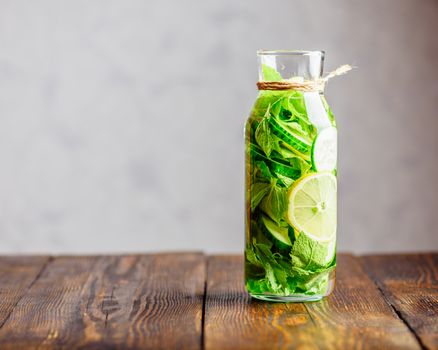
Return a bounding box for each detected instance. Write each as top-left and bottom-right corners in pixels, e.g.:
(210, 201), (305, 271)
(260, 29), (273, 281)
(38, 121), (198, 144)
(257, 50), (324, 82)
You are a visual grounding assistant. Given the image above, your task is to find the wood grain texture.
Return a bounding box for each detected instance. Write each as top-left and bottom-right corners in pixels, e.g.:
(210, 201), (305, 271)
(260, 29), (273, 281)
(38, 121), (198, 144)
(0, 256), (49, 327)
(0, 253), (206, 350)
(0, 256), (98, 349)
(361, 253), (438, 350)
(76, 253), (205, 350)
(204, 254), (421, 350)
(0, 253), (435, 350)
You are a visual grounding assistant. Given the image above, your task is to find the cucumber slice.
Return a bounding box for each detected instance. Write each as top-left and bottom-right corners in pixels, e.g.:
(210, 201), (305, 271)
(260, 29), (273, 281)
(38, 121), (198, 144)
(311, 127), (337, 172)
(261, 215), (292, 249)
(268, 118), (311, 158)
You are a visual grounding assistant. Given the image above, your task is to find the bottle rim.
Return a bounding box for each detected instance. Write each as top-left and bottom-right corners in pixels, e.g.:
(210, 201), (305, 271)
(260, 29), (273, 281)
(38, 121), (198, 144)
(257, 50), (325, 57)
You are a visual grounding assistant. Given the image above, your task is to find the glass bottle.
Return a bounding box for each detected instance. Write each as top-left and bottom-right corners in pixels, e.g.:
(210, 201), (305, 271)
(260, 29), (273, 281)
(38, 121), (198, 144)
(245, 50), (337, 302)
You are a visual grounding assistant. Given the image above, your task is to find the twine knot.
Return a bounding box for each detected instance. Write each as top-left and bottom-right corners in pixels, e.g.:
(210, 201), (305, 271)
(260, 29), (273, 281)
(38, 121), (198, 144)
(257, 64), (353, 92)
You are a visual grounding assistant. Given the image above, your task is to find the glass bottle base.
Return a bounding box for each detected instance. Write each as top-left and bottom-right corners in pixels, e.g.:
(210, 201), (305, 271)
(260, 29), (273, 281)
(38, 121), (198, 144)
(247, 275), (335, 303)
(250, 293), (324, 303)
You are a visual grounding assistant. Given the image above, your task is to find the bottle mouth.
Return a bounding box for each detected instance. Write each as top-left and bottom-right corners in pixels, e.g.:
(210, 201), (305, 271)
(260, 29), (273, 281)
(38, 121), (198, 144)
(257, 50), (325, 57)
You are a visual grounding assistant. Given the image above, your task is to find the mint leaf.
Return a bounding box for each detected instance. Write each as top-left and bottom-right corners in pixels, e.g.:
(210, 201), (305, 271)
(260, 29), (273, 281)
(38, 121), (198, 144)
(251, 91), (281, 119)
(272, 146), (311, 177)
(276, 173), (294, 188)
(245, 277), (272, 294)
(296, 271), (331, 295)
(284, 121), (305, 135)
(255, 114), (276, 157)
(290, 115), (317, 141)
(290, 233), (336, 271)
(285, 91), (307, 116)
(267, 91), (317, 142)
(260, 179), (287, 225)
(291, 263), (335, 277)
(251, 220), (273, 248)
(269, 99), (283, 118)
(245, 244), (263, 268)
(254, 160), (272, 180)
(254, 243), (289, 289)
(278, 118), (313, 144)
(273, 142), (297, 158)
(287, 156), (311, 176)
(262, 64), (282, 81)
(250, 182), (271, 211)
(265, 263), (280, 291)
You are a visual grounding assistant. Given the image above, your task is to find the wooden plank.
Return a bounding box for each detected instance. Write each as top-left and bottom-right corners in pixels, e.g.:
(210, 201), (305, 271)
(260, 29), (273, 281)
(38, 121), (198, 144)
(0, 256), (50, 327)
(305, 254), (421, 349)
(204, 255), (312, 349)
(0, 253), (205, 350)
(76, 253), (205, 349)
(361, 253), (438, 350)
(204, 254), (421, 350)
(0, 256), (98, 349)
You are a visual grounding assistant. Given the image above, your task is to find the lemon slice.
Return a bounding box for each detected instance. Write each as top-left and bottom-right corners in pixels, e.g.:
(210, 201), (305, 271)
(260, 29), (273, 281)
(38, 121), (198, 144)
(287, 172), (337, 242)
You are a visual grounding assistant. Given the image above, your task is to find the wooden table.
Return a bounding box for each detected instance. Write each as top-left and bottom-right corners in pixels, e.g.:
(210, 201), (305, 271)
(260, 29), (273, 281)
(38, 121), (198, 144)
(0, 253), (436, 349)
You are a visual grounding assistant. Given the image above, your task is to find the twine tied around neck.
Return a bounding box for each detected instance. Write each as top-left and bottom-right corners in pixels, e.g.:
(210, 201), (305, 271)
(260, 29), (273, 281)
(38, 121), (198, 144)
(256, 64), (353, 92)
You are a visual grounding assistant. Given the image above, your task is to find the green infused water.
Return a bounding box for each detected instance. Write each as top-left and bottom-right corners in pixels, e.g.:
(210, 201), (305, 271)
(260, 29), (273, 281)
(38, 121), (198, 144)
(245, 60), (338, 302)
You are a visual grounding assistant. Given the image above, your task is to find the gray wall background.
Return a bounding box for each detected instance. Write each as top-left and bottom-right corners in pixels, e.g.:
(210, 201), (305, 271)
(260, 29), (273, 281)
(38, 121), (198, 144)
(0, 0), (437, 254)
